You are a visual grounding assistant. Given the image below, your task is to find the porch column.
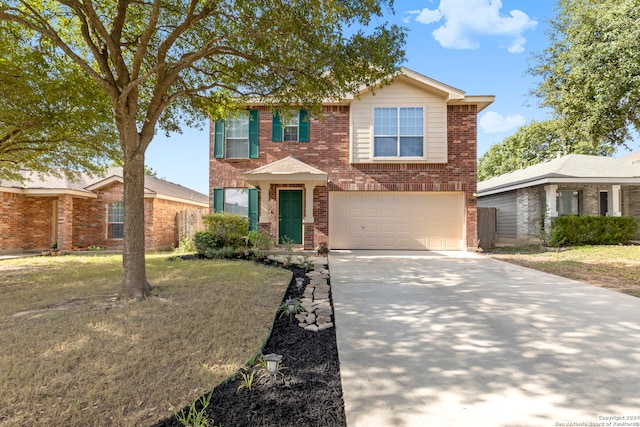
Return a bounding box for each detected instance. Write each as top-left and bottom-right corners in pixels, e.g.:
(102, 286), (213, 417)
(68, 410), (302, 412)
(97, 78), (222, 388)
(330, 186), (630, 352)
(544, 184), (558, 234)
(304, 183), (315, 224)
(258, 182), (270, 223)
(57, 194), (74, 250)
(303, 183), (315, 250)
(609, 185), (622, 216)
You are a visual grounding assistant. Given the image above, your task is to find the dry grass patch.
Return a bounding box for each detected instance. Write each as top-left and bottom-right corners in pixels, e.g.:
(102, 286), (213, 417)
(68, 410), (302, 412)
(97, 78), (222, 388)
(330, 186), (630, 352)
(0, 253), (291, 427)
(487, 245), (640, 297)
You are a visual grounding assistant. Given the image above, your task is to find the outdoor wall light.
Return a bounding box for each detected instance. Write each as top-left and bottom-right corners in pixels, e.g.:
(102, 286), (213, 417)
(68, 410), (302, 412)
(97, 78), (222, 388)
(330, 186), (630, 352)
(295, 277), (304, 291)
(263, 353), (283, 385)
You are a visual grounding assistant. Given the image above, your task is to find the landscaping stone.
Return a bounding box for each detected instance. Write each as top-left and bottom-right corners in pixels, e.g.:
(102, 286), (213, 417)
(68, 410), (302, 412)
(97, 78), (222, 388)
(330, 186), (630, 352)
(294, 265), (334, 332)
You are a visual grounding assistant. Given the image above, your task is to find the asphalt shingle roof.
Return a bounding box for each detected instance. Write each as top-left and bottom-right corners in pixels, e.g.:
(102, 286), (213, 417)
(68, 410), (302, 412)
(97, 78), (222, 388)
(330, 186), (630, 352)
(478, 153), (640, 195)
(0, 167), (208, 204)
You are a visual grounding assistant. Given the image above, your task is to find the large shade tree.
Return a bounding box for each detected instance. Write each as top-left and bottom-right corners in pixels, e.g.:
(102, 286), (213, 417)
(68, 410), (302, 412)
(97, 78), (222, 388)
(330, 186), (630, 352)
(478, 119), (615, 181)
(0, 0), (406, 299)
(529, 0), (640, 148)
(0, 22), (119, 181)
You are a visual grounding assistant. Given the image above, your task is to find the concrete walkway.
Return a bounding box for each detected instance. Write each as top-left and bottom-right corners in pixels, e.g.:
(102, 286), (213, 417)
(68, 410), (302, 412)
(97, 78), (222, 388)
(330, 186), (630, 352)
(329, 250), (640, 427)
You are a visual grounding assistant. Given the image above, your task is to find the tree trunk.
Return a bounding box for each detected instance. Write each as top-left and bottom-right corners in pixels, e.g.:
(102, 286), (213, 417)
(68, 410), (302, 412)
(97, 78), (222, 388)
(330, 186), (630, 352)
(120, 147), (152, 300)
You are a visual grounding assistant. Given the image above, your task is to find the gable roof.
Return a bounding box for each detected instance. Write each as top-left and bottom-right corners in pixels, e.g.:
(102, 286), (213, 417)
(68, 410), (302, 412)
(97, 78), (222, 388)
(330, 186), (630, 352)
(0, 168), (208, 205)
(242, 156), (328, 186)
(245, 67), (495, 111)
(478, 153), (640, 196)
(368, 67), (495, 113)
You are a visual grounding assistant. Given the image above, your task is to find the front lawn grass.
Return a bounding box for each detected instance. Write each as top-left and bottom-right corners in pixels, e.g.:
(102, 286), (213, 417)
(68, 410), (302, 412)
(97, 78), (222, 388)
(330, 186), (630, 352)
(0, 253), (291, 427)
(486, 245), (640, 297)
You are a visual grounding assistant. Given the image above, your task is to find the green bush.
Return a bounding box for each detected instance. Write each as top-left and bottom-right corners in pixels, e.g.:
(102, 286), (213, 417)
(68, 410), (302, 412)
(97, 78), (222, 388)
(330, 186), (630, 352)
(245, 230), (273, 259)
(194, 213), (249, 257)
(550, 216), (639, 247)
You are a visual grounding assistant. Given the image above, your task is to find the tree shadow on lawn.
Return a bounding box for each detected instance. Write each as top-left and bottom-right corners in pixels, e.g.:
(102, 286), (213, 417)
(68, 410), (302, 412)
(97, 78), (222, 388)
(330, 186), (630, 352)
(153, 261), (346, 427)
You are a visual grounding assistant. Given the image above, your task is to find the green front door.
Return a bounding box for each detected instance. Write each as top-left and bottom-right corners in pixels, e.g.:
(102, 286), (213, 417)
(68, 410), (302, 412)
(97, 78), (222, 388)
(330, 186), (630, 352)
(279, 190), (303, 244)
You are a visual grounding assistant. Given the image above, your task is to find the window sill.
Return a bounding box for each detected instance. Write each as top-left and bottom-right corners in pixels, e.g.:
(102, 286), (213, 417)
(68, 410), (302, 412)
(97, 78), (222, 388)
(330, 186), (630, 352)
(370, 157), (428, 162)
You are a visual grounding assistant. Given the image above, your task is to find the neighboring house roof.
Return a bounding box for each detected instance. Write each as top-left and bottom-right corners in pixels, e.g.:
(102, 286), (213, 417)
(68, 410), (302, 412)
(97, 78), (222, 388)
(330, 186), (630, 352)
(0, 168), (209, 206)
(478, 153), (640, 196)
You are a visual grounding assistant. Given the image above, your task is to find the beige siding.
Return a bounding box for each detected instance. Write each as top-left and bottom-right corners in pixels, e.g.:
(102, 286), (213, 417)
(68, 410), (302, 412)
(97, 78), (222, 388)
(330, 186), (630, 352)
(351, 77), (448, 164)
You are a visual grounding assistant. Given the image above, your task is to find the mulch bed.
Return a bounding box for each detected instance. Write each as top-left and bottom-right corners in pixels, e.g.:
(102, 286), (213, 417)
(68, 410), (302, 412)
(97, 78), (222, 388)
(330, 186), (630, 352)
(153, 260), (347, 427)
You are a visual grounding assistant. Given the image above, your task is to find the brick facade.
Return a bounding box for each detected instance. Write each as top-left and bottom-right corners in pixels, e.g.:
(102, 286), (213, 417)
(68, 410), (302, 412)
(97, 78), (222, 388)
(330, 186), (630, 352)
(1, 181), (206, 254)
(209, 103), (480, 250)
(0, 192), (54, 251)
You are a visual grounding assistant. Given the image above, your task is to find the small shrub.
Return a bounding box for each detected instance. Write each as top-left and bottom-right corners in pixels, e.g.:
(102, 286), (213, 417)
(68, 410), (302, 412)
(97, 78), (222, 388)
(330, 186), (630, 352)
(245, 230), (273, 259)
(550, 216), (638, 247)
(194, 213), (249, 257)
(174, 235), (196, 253)
(204, 212), (248, 235)
(281, 235), (295, 266)
(174, 390), (214, 427)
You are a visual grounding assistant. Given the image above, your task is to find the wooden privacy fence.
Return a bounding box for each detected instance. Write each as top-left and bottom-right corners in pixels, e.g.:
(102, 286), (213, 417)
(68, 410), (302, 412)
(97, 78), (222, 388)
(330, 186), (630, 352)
(478, 207), (497, 249)
(175, 208), (208, 246)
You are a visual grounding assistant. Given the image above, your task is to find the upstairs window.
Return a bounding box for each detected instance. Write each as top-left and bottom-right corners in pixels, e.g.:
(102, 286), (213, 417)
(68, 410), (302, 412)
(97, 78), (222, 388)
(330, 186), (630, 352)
(272, 110), (309, 142)
(225, 115), (249, 158)
(283, 113), (299, 142)
(213, 110), (259, 159)
(107, 201), (124, 239)
(374, 107), (424, 157)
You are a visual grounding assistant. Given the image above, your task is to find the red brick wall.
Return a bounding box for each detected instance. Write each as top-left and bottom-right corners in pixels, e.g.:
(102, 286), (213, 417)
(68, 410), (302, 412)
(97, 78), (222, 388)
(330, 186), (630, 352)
(147, 198), (205, 250)
(0, 192), (54, 252)
(209, 103), (479, 249)
(1, 182), (206, 252)
(72, 197), (103, 247)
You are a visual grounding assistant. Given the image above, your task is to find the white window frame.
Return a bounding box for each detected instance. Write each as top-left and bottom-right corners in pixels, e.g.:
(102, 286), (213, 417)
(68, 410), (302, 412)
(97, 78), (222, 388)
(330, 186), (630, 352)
(283, 112), (299, 142)
(107, 201), (124, 239)
(225, 113), (250, 158)
(373, 107), (424, 158)
(556, 190), (581, 216)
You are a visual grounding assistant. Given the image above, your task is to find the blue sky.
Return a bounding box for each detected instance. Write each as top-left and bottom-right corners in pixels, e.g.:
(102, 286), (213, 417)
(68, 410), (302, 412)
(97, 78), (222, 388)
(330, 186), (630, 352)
(147, 0), (634, 195)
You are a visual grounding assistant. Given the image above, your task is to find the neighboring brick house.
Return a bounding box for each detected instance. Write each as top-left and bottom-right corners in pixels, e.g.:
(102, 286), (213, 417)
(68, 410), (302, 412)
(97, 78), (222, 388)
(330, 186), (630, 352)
(478, 153), (640, 243)
(209, 67), (494, 251)
(0, 168), (208, 254)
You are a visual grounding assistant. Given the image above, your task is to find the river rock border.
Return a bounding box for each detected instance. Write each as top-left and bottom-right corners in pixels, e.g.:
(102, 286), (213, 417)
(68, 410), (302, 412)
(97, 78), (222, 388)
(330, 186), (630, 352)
(296, 266), (334, 332)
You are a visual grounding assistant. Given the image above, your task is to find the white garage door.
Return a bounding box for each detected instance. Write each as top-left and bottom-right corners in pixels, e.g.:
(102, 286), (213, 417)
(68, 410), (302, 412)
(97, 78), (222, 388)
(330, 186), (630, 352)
(329, 191), (465, 250)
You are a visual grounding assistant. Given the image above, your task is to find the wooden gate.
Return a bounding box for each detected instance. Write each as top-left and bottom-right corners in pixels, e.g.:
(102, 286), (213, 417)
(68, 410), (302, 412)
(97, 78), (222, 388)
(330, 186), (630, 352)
(175, 209), (207, 247)
(478, 207), (497, 249)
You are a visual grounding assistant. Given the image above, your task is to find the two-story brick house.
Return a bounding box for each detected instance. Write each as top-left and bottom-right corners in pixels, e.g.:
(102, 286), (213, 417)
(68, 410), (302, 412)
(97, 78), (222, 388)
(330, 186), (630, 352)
(209, 67), (494, 251)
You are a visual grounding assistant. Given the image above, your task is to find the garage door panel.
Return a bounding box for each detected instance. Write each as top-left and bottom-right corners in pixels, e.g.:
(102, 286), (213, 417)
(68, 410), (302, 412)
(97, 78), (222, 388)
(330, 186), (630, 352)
(329, 191), (464, 250)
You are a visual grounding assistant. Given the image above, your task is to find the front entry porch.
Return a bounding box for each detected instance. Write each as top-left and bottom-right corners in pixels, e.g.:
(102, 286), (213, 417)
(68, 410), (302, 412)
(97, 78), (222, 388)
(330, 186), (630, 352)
(243, 156), (328, 250)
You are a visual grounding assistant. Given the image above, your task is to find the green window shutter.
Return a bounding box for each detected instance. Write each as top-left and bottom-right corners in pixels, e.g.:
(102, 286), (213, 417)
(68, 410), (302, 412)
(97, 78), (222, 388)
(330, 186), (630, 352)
(248, 188), (258, 231)
(213, 188), (224, 213)
(299, 109), (309, 142)
(249, 109), (259, 158)
(271, 111), (282, 142)
(213, 119), (225, 158)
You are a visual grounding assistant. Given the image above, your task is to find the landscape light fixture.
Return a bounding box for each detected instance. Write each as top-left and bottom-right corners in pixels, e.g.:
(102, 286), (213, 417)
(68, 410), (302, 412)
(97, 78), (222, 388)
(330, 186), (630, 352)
(263, 353), (283, 386)
(296, 277), (304, 291)
(286, 298), (297, 323)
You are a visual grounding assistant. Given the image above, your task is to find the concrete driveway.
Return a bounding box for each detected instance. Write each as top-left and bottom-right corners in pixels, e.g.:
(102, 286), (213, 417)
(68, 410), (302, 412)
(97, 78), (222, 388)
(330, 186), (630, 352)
(329, 250), (640, 427)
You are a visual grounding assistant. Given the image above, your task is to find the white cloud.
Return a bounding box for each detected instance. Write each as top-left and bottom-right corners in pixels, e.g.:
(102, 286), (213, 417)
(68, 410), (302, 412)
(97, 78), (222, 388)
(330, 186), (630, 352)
(410, 0), (537, 52)
(479, 111), (525, 133)
(415, 8), (442, 25)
